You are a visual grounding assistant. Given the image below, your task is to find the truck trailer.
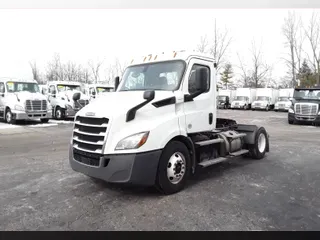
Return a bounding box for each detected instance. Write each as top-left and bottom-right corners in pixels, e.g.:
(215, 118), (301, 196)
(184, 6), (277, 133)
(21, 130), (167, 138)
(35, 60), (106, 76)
(231, 88), (257, 110)
(251, 88), (279, 111)
(274, 88), (294, 112)
(68, 51), (270, 194)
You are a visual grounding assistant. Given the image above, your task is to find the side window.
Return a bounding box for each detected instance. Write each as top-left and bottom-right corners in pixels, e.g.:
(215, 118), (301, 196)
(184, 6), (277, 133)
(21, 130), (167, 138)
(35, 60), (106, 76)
(0, 83), (5, 93)
(188, 64), (210, 95)
(49, 85), (55, 94)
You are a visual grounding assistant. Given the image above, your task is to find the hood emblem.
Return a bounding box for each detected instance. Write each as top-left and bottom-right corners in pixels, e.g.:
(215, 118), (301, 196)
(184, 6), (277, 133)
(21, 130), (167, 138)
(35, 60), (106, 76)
(85, 112), (95, 117)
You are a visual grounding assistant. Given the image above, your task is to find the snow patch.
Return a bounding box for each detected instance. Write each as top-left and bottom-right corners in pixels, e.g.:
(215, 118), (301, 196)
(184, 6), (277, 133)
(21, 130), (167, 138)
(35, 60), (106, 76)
(0, 123), (21, 129)
(28, 123), (58, 128)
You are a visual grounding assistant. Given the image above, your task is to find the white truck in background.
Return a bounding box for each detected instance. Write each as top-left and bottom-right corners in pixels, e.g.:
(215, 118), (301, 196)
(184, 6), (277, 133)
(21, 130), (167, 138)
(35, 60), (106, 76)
(231, 88), (257, 110)
(83, 83), (114, 100)
(0, 78), (52, 124)
(69, 51), (270, 195)
(251, 88), (279, 111)
(217, 89), (236, 109)
(274, 88), (294, 111)
(46, 81), (90, 120)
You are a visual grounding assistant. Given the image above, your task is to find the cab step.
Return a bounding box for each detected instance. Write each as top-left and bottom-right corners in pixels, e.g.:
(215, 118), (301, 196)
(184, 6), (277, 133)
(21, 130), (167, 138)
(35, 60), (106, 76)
(195, 138), (223, 146)
(198, 157), (227, 167)
(229, 149), (249, 156)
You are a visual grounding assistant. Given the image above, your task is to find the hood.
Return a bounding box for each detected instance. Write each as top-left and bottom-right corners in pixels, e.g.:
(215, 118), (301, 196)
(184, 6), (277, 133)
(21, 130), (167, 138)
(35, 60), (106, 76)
(77, 90), (175, 118)
(9, 91), (47, 103)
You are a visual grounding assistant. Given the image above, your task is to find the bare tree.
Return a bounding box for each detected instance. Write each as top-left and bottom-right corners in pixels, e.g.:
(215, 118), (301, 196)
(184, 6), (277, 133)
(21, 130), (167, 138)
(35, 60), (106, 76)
(63, 61), (78, 82)
(29, 60), (42, 83)
(46, 53), (64, 81)
(196, 35), (209, 53)
(88, 59), (104, 83)
(236, 53), (250, 87)
(250, 39), (271, 88)
(305, 11), (320, 86)
(197, 19), (232, 72)
(282, 11), (304, 87)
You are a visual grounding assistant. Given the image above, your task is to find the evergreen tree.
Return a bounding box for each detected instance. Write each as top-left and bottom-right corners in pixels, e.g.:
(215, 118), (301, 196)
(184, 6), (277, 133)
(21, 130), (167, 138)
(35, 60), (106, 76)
(297, 59), (316, 87)
(220, 63), (233, 88)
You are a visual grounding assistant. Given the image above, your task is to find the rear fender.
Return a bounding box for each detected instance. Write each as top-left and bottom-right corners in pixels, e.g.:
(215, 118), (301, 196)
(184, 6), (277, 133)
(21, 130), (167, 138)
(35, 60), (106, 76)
(236, 124), (270, 152)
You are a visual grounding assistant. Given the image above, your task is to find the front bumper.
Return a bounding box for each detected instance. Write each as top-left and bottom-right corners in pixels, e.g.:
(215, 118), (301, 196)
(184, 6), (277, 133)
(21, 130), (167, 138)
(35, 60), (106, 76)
(12, 110), (52, 120)
(69, 146), (162, 186)
(275, 106), (290, 111)
(288, 112), (320, 124)
(231, 104), (245, 109)
(251, 105), (267, 110)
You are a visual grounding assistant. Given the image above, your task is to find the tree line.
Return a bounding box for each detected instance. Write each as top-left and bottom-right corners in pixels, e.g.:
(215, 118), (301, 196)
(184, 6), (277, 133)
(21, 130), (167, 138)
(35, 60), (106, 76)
(29, 53), (127, 85)
(197, 11), (320, 89)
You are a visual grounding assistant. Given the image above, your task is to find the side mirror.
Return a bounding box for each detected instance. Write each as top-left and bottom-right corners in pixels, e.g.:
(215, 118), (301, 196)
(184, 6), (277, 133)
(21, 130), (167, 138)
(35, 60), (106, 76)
(52, 89), (56, 95)
(114, 76), (120, 91)
(73, 92), (81, 101)
(195, 68), (208, 93)
(92, 91), (96, 96)
(143, 90), (155, 101)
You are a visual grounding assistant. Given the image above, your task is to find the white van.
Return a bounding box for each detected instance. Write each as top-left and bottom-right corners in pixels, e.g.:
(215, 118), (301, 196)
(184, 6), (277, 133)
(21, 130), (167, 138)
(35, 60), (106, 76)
(252, 88), (279, 111)
(0, 78), (52, 124)
(274, 88), (294, 111)
(231, 88), (257, 110)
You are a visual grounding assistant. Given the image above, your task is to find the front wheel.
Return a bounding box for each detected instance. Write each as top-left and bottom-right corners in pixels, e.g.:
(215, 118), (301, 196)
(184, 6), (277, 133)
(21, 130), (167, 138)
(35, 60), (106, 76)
(55, 107), (65, 120)
(247, 127), (268, 160)
(41, 118), (49, 123)
(155, 141), (191, 195)
(288, 119), (294, 125)
(5, 108), (15, 124)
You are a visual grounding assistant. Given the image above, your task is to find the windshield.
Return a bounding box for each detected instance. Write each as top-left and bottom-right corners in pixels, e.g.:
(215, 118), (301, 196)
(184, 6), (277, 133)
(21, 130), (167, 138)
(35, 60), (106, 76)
(293, 89), (320, 100)
(6, 82), (40, 93)
(235, 96), (247, 101)
(96, 87), (113, 93)
(257, 96), (270, 101)
(118, 60), (185, 91)
(278, 97), (289, 101)
(218, 96), (227, 100)
(57, 84), (81, 92)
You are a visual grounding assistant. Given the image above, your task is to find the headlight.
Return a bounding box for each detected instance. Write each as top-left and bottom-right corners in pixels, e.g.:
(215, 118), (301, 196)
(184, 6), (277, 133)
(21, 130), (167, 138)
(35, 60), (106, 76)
(288, 108), (294, 113)
(115, 132), (149, 150)
(14, 105), (24, 111)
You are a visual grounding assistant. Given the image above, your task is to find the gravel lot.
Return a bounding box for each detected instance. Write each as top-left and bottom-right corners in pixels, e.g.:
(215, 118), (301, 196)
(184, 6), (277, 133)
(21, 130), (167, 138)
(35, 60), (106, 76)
(0, 110), (320, 231)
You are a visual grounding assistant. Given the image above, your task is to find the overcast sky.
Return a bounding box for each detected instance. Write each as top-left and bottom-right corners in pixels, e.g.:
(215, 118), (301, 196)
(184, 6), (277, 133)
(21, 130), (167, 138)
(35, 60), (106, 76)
(0, 9), (319, 82)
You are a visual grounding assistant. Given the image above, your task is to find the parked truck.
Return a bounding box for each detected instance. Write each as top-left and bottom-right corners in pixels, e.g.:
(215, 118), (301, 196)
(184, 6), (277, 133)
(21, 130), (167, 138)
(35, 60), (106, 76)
(68, 51), (270, 194)
(231, 88), (257, 110)
(217, 89), (236, 109)
(274, 88), (294, 112)
(251, 88), (279, 111)
(83, 83), (114, 100)
(0, 78), (52, 124)
(46, 81), (90, 120)
(288, 87), (320, 125)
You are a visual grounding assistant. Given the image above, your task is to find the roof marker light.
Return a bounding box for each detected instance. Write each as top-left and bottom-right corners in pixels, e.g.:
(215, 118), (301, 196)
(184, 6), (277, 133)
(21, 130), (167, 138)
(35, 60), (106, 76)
(173, 51), (177, 58)
(154, 55), (158, 60)
(148, 54), (152, 61)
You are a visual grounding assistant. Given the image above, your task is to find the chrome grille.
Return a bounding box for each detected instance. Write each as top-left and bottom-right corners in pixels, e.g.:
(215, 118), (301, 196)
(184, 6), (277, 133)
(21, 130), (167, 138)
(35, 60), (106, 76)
(25, 100), (47, 111)
(279, 103), (285, 108)
(235, 102), (239, 106)
(72, 116), (109, 154)
(255, 103), (261, 106)
(294, 103), (318, 115)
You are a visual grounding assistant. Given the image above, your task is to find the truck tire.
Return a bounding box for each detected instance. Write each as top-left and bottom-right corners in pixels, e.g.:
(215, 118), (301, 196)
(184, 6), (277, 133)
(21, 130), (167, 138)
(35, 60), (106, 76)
(155, 141), (191, 195)
(288, 119), (294, 125)
(55, 107), (65, 120)
(247, 127), (268, 160)
(5, 108), (15, 124)
(41, 118), (49, 123)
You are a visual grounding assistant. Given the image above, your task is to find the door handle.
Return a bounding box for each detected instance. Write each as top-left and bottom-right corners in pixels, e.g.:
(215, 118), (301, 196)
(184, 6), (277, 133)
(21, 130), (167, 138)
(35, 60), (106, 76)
(209, 113), (213, 125)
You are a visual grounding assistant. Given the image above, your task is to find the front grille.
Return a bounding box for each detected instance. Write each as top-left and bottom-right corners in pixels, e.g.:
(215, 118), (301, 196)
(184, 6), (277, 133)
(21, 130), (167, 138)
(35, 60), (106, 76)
(255, 103), (261, 107)
(72, 116), (109, 154)
(279, 104), (285, 108)
(73, 148), (102, 167)
(25, 100), (47, 111)
(294, 103), (318, 115)
(235, 102), (239, 106)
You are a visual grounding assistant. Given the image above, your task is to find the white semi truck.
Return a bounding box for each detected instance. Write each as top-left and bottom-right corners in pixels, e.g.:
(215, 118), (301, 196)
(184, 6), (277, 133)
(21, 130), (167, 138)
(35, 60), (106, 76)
(0, 78), (52, 124)
(251, 88), (279, 111)
(231, 88), (257, 110)
(68, 51), (270, 194)
(274, 88), (294, 112)
(217, 89), (236, 109)
(46, 81), (90, 120)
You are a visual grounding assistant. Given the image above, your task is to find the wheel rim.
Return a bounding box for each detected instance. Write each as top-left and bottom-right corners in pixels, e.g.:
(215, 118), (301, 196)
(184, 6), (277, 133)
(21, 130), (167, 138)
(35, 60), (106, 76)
(56, 109), (61, 119)
(167, 152), (186, 184)
(6, 112), (12, 123)
(257, 133), (266, 153)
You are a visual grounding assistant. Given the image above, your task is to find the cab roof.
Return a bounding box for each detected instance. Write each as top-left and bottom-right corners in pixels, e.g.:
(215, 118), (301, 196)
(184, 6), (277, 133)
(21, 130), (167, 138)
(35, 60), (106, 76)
(48, 81), (81, 86)
(0, 77), (37, 84)
(128, 50), (216, 67)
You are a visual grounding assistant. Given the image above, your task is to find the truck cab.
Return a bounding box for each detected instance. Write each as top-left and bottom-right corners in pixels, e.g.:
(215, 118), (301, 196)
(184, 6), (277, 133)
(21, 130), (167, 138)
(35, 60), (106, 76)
(231, 88), (256, 110)
(46, 81), (90, 120)
(217, 89), (234, 109)
(251, 88), (279, 111)
(0, 78), (52, 124)
(85, 83), (114, 100)
(288, 87), (320, 125)
(274, 88), (294, 112)
(69, 51), (269, 194)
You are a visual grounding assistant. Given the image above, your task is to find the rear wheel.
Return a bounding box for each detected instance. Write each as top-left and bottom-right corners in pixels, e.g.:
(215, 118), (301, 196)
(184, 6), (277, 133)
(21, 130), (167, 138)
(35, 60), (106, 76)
(155, 141), (191, 195)
(247, 127), (268, 160)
